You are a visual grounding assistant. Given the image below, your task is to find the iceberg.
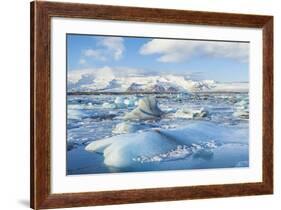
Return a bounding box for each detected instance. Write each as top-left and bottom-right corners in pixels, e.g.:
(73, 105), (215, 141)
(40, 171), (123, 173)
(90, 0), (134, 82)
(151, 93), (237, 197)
(233, 98), (249, 119)
(102, 96), (138, 109)
(123, 96), (138, 107)
(68, 103), (96, 110)
(123, 96), (164, 120)
(68, 109), (88, 120)
(102, 102), (117, 109)
(233, 109), (249, 119)
(174, 107), (208, 119)
(85, 121), (248, 168)
(114, 96), (124, 104)
(114, 96), (126, 109)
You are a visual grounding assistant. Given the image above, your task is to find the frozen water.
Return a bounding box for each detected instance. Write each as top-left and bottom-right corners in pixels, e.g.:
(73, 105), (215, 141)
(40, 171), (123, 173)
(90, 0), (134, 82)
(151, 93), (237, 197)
(233, 95), (249, 119)
(134, 142), (218, 163)
(67, 92), (249, 174)
(174, 107), (209, 119)
(112, 122), (154, 134)
(123, 96), (163, 120)
(85, 121), (247, 168)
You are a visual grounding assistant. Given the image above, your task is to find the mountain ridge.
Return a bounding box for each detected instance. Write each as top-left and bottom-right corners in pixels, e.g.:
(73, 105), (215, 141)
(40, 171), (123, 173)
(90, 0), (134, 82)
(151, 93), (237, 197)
(68, 71), (248, 93)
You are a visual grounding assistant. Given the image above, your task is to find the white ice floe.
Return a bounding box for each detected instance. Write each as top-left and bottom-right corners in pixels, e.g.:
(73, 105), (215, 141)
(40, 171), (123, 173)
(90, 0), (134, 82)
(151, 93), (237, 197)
(102, 96), (138, 109)
(114, 98), (126, 109)
(235, 99), (248, 107)
(123, 96), (138, 107)
(102, 102), (117, 109)
(174, 107), (208, 119)
(123, 96), (164, 120)
(85, 121), (248, 168)
(114, 96), (124, 104)
(68, 103), (96, 110)
(68, 109), (87, 120)
(233, 110), (249, 119)
(233, 98), (249, 119)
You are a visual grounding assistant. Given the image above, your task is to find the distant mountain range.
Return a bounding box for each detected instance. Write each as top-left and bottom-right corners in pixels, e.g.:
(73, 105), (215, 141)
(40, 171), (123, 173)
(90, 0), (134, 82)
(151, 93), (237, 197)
(68, 71), (248, 93)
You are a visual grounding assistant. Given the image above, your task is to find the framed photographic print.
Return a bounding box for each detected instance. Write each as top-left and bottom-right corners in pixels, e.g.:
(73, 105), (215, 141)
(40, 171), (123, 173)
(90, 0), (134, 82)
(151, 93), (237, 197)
(30, 1), (273, 209)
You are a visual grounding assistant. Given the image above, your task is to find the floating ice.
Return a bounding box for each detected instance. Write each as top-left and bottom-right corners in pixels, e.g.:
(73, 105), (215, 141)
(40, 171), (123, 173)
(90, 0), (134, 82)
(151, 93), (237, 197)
(68, 103), (96, 110)
(123, 96), (138, 107)
(233, 98), (249, 119)
(133, 142), (217, 163)
(68, 109), (87, 120)
(174, 107), (208, 119)
(102, 96), (138, 109)
(114, 96), (124, 104)
(112, 96), (138, 109)
(123, 96), (164, 120)
(112, 122), (152, 134)
(85, 121), (248, 168)
(102, 102), (117, 109)
(235, 100), (248, 107)
(233, 110), (249, 119)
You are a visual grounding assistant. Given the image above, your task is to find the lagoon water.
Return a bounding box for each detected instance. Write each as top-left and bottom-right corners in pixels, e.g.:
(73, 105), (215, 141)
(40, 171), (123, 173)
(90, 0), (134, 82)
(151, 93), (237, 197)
(66, 92), (249, 175)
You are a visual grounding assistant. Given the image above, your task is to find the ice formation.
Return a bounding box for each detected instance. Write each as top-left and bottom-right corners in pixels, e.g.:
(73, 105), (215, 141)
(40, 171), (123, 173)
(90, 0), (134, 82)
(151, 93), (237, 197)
(123, 96), (164, 120)
(101, 96), (138, 109)
(233, 97), (249, 119)
(85, 122), (248, 168)
(112, 122), (152, 134)
(102, 102), (117, 109)
(174, 107), (209, 119)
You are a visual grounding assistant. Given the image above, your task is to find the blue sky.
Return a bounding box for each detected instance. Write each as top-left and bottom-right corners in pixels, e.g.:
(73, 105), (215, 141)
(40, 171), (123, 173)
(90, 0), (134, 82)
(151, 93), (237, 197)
(67, 34), (249, 82)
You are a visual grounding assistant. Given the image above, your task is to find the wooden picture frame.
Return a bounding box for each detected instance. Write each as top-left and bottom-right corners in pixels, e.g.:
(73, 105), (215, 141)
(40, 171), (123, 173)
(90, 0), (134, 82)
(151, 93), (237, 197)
(31, 1), (273, 209)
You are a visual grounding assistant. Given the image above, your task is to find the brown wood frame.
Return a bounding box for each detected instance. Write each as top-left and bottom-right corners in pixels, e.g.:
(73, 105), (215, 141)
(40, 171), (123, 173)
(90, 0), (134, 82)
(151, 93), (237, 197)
(30, 1), (273, 209)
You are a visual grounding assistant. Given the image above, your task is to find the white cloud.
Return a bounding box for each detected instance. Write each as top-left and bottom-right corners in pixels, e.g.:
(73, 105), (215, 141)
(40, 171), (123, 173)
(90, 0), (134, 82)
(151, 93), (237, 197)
(79, 58), (87, 65)
(84, 49), (106, 61)
(68, 66), (141, 83)
(98, 37), (124, 60)
(83, 37), (124, 61)
(140, 39), (249, 63)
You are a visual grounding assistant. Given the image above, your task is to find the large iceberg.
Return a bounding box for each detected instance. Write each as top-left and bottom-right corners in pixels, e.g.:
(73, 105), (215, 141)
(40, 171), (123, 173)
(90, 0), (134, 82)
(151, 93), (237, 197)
(85, 121), (248, 168)
(123, 96), (164, 120)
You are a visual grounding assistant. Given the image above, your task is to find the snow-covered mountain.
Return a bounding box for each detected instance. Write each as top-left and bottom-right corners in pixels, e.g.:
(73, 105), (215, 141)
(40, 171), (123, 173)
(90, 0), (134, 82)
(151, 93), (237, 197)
(68, 70), (248, 93)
